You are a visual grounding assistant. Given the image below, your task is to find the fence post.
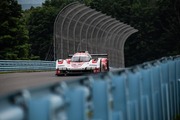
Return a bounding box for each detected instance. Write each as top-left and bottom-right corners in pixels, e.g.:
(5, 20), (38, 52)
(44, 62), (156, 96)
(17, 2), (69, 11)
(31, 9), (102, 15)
(28, 97), (50, 120)
(138, 64), (152, 120)
(126, 68), (141, 120)
(65, 86), (89, 120)
(175, 57), (180, 114)
(110, 71), (127, 120)
(91, 77), (111, 120)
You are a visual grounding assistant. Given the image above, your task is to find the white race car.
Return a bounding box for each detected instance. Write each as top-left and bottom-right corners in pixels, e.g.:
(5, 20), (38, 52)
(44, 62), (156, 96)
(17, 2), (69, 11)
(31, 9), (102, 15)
(55, 51), (109, 76)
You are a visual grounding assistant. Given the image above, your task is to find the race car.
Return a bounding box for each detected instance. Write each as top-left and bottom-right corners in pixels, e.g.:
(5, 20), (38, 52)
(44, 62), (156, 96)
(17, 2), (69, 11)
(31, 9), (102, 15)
(55, 51), (109, 76)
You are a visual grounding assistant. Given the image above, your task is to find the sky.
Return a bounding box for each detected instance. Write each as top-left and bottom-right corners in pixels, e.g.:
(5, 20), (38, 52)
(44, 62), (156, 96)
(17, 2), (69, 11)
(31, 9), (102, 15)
(17, 0), (46, 10)
(18, 0), (45, 4)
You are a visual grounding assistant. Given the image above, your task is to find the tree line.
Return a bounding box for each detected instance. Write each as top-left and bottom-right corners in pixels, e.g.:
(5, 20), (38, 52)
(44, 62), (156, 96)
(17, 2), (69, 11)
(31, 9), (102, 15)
(0, 0), (179, 66)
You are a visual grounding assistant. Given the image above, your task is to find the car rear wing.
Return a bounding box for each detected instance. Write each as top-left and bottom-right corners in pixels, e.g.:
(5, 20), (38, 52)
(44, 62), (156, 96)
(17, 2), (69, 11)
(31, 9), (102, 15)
(90, 54), (108, 57)
(68, 54), (108, 57)
(68, 51), (89, 57)
(68, 54), (73, 57)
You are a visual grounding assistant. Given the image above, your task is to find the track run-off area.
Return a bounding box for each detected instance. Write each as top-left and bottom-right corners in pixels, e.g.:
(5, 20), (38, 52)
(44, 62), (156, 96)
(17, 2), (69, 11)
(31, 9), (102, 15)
(0, 71), (83, 96)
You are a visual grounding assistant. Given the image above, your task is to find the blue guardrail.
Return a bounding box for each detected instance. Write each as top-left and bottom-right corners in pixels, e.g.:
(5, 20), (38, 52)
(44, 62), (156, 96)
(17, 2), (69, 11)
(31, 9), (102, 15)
(0, 56), (180, 120)
(0, 60), (55, 72)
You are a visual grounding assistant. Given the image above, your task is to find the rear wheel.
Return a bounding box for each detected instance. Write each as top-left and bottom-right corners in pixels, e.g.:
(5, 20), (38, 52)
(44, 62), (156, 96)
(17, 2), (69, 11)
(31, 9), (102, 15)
(100, 59), (109, 72)
(101, 64), (105, 72)
(107, 60), (109, 71)
(100, 60), (106, 72)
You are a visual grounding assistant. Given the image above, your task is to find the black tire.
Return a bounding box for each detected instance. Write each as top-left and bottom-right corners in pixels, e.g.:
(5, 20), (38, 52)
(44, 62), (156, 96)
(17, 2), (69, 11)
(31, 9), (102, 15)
(107, 59), (109, 71)
(100, 59), (105, 72)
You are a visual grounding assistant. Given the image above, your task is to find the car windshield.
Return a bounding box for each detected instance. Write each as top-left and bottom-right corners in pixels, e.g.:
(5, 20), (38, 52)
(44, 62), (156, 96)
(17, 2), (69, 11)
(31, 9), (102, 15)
(71, 56), (91, 62)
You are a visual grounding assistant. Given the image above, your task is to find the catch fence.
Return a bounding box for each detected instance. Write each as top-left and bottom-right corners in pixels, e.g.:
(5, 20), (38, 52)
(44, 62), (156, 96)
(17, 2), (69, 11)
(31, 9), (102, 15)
(53, 2), (138, 67)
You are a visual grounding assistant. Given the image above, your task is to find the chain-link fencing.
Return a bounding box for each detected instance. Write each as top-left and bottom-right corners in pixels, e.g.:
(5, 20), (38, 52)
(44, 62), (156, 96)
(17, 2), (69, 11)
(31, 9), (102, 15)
(54, 2), (138, 67)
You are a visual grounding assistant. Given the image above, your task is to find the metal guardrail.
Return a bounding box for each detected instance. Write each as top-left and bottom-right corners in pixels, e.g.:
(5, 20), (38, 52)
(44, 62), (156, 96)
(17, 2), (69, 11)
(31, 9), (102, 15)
(0, 60), (55, 72)
(0, 56), (180, 120)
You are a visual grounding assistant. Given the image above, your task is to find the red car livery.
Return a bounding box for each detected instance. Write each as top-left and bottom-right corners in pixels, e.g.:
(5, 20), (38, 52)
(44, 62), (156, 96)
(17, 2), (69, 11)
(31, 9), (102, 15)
(55, 51), (109, 76)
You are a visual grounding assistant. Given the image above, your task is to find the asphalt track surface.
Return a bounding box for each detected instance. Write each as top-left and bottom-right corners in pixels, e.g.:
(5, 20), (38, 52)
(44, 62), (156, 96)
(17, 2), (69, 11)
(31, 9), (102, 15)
(0, 71), (83, 96)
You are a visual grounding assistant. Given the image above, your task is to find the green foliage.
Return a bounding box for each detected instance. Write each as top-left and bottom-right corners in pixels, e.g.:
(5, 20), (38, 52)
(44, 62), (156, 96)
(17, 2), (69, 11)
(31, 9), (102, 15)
(124, 4), (163, 66)
(157, 0), (180, 54)
(126, 0), (180, 66)
(1, 0), (178, 65)
(26, 0), (79, 60)
(27, 6), (57, 60)
(0, 0), (30, 60)
(89, 0), (180, 66)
